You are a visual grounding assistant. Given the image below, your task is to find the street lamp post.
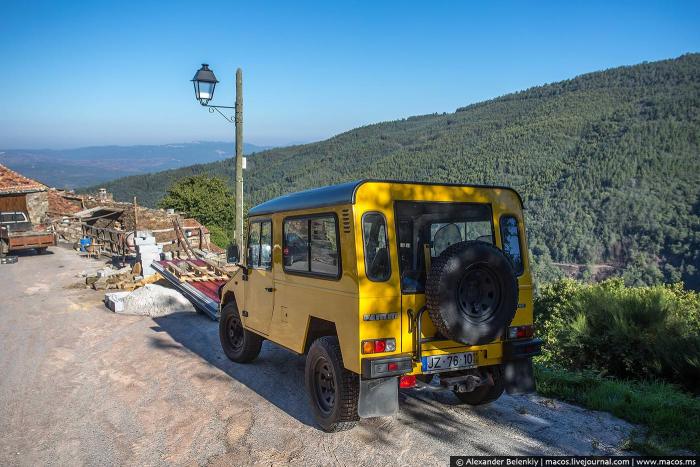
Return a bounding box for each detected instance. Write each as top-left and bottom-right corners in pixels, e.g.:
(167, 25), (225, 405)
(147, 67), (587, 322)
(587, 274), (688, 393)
(191, 64), (244, 263)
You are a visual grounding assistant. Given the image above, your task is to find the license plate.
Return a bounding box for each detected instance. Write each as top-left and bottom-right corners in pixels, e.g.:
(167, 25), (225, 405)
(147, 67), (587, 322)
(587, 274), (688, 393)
(421, 351), (477, 373)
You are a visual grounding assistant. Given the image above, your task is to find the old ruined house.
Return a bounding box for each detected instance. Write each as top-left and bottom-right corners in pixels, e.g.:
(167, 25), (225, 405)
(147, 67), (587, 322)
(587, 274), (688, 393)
(47, 189), (84, 217)
(65, 190), (221, 253)
(0, 163), (49, 224)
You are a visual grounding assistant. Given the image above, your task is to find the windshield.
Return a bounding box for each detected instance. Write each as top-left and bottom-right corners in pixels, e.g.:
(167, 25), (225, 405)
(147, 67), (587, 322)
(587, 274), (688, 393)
(395, 201), (493, 293)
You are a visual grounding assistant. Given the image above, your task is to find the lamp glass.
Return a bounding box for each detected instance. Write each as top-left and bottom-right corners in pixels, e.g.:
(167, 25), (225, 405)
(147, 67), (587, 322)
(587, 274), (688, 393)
(195, 81), (216, 104)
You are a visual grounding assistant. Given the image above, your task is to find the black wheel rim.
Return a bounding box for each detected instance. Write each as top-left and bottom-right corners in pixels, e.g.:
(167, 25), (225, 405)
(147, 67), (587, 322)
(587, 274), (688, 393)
(313, 357), (336, 415)
(456, 265), (502, 322)
(227, 315), (244, 352)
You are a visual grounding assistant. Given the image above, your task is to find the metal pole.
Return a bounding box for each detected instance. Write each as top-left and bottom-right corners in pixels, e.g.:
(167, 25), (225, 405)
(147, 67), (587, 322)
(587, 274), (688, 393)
(234, 68), (244, 261)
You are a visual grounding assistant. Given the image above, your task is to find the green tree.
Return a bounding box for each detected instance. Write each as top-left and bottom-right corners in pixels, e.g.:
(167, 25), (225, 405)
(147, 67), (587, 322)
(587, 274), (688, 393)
(159, 175), (235, 247)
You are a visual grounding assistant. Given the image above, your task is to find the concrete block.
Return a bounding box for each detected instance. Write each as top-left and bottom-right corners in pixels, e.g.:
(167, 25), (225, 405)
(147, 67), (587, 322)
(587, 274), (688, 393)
(104, 291), (130, 313)
(134, 236), (156, 246)
(137, 245), (161, 254)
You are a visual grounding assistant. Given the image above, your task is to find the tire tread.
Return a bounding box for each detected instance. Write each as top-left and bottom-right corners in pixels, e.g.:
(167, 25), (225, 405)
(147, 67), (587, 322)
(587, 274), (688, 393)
(307, 336), (359, 432)
(219, 302), (263, 363)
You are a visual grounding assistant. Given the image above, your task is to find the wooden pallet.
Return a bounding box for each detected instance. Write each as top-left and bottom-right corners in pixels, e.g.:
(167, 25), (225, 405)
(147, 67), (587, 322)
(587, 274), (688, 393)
(165, 260), (230, 283)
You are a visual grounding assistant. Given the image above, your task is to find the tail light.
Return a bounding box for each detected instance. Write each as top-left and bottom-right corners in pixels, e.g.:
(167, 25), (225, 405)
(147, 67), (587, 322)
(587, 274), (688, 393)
(361, 338), (396, 354)
(508, 325), (534, 340)
(399, 375), (417, 388)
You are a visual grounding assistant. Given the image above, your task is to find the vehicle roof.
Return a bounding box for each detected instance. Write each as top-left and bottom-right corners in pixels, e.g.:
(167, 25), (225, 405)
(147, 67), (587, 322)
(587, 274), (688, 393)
(248, 180), (523, 217)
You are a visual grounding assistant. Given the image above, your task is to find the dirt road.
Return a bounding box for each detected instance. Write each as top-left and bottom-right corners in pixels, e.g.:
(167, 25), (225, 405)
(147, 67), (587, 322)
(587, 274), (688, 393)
(0, 246), (637, 466)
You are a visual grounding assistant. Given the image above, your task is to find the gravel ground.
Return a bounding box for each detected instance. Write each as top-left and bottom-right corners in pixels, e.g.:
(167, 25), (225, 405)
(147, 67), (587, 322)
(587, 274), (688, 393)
(0, 246), (638, 466)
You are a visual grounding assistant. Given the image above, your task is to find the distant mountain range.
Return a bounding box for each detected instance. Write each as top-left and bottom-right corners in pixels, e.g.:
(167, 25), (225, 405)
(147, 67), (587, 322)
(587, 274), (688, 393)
(88, 54), (700, 289)
(0, 141), (270, 188)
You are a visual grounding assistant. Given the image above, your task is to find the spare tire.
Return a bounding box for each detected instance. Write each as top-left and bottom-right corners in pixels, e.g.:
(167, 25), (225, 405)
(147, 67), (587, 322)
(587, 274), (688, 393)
(426, 241), (518, 345)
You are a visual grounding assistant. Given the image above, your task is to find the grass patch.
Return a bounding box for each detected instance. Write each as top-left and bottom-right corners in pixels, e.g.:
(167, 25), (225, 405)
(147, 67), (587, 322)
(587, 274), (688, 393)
(534, 364), (700, 455)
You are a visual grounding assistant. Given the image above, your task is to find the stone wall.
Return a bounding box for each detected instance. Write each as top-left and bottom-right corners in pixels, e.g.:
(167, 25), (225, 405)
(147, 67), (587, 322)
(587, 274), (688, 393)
(25, 191), (49, 224)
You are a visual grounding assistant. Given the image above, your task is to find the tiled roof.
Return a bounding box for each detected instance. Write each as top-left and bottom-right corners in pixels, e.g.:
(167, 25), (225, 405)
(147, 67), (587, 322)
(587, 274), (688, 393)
(48, 190), (83, 215)
(0, 164), (48, 194)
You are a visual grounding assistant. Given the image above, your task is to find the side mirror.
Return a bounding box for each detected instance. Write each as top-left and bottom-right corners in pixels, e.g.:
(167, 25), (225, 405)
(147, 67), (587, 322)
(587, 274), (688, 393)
(227, 244), (240, 264)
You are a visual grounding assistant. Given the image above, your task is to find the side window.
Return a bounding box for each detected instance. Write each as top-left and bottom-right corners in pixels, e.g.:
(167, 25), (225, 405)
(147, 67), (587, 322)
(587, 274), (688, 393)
(310, 216), (339, 276)
(500, 216), (523, 275)
(260, 221), (272, 268)
(362, 212), (390, 281)
(283, 215), (340, 278)
(247, 222), (261, 268)
(283, 218), (309, 272)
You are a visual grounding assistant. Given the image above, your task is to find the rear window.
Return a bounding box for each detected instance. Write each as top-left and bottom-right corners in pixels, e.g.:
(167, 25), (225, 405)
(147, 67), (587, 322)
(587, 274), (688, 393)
(395, 201), (493, 293)
(0, 212), (28, 223)
(430, 221), (492, 257)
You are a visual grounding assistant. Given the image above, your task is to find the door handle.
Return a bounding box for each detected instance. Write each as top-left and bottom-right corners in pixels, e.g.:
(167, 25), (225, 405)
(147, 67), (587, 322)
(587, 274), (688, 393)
(265, 287), (275, 292)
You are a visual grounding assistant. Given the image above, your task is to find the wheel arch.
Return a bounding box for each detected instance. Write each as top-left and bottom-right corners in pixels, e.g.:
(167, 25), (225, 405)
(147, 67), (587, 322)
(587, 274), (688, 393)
(219, 277), (244, 313)
(304, 316), (338, 354)
(221, 290), (238, 308)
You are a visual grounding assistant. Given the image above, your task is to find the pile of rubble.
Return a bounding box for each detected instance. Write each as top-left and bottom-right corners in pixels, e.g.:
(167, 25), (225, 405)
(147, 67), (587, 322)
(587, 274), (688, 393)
(104, 283), (196, 317)
(81, 264), (158, 291)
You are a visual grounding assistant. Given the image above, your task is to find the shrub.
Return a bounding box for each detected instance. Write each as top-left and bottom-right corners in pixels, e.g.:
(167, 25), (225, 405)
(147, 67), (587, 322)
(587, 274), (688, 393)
(535, 278), (700, 391)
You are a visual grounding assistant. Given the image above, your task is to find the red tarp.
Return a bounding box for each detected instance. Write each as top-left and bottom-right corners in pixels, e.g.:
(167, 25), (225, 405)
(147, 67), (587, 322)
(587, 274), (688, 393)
(156, 259), (226, 302)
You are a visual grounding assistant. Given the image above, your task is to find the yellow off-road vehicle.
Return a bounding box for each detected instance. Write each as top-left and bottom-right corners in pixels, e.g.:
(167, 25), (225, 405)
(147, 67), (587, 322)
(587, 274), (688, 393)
(218, 180), (542, 431)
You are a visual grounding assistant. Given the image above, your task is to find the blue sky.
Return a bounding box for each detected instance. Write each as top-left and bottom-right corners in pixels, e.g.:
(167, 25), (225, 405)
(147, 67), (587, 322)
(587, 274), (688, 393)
(1, 1), (698, 149)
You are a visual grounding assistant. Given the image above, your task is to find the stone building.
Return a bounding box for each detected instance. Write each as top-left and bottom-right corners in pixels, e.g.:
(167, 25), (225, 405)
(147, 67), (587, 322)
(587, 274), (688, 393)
(0, 163), (49, 224)
(0, 165), (222, 255)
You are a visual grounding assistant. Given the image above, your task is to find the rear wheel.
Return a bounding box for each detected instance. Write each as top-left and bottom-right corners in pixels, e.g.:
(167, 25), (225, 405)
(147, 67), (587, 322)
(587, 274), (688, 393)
(0, 240), (8, 257)
(36, 247), (48, 254)
(453, 365), (504, 405)
(305, 336), (359, 432)
(219, 302), (262, 363)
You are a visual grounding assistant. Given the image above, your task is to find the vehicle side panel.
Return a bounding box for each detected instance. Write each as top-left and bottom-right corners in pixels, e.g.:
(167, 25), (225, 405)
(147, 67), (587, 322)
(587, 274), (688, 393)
(226, 206), (363, 373)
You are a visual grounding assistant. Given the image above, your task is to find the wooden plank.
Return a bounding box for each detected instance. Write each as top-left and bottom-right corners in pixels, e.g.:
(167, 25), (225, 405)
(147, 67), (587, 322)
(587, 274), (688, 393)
(166, 261), (193, 278)
(200, 259), (232, 278)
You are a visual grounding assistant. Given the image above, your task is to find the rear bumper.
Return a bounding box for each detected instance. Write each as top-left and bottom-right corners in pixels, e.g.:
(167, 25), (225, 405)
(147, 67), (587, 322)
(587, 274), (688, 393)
(361, 355), (413, 379)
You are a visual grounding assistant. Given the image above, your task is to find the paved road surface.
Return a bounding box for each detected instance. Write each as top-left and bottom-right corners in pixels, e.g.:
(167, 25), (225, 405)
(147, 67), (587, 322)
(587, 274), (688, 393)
(0, 246), (636, 466)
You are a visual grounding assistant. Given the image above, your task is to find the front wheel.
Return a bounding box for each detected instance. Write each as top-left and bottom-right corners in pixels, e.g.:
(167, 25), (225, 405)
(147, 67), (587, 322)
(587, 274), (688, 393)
(305, 336), (359, 432)
(219, 302), (262, 363)
(453, 365), (504, 405)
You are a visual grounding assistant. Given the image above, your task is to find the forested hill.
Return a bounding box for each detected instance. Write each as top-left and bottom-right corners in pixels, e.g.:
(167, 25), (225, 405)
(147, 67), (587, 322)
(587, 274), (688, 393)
(87, 54), (700, 289)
